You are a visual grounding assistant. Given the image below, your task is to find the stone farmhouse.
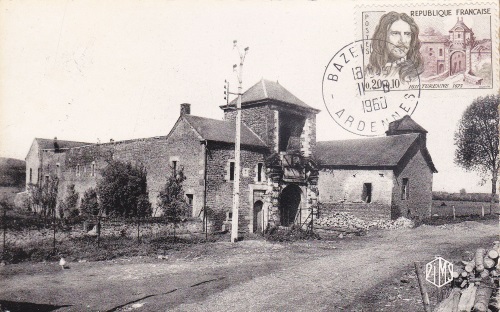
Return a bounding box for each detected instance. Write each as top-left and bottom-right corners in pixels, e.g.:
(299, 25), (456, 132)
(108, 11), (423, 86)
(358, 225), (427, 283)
(22, 79), (437, 232)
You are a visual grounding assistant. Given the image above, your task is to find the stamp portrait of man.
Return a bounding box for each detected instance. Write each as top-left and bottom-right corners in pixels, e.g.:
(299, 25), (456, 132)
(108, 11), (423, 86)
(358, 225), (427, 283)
(366, 12), (424, 82)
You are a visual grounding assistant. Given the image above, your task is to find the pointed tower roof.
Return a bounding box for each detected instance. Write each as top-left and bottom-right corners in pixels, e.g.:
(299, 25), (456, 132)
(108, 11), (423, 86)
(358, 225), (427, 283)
(224, 79), (319, 113)
(385, 115), (427, 136)
(449, 17), (472, 32)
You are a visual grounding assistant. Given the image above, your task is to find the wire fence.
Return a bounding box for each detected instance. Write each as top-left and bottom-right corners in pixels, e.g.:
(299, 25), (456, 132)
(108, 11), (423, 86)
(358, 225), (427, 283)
(0, 203), (209, 263)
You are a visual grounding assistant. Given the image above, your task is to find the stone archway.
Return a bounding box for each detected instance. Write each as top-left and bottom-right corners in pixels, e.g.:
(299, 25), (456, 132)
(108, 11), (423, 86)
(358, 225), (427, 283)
(450, 51), (466, 75)
(279, 184), (302, 226)
(253, 200), (264, 233)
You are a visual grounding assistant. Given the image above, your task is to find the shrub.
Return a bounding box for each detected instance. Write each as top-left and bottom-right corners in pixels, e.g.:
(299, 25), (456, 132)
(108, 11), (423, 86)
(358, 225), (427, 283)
(264, 225), (320, 242)
(61, 184), (79, 218)
(97, 160), (151, 218)
(158, 168), (189, 237)
(81, 188), (99, 216)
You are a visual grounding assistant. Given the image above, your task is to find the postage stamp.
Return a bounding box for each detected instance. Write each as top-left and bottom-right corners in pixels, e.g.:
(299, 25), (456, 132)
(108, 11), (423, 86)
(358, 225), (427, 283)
(355, 1), (498, 91)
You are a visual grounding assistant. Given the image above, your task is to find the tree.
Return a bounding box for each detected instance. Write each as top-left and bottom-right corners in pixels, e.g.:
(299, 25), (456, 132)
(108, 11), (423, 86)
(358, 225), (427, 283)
(459, 188), (467, 195)
(157, 167), (188, 238)
(60, 184), (79, 218)
(80, 188), (99, 217)
(41, 176), (59, 215)
(97, 160), (151, 218)
(454, 94), (499, 213)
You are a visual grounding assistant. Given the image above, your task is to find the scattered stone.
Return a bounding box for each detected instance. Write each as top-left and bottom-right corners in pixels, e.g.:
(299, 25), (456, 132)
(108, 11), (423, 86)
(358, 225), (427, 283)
(314, 212), (414, 231)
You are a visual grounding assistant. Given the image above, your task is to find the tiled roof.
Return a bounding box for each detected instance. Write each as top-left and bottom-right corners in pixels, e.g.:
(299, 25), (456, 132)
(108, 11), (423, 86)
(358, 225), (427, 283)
(228, 79), (319, 112)
(420, 35), (448, 43)
(471, 40), (492, 52)
(183, 115), (267, 148)
(315, 134), (420, 167)
(449, 20), (472, 32)
(35, 138), (91, 150)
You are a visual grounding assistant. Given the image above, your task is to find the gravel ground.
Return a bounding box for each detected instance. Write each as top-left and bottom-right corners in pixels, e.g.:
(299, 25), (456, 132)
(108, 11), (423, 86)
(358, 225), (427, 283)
(0, 219), (498, 312)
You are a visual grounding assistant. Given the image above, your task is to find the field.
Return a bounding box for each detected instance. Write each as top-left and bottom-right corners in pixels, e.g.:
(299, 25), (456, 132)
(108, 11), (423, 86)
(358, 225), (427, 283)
(0, 186), (23, 204)
(431, 199), (499, 217)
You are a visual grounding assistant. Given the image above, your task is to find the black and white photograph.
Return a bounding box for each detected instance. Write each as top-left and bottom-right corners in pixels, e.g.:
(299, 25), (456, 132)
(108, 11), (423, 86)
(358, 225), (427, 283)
(0, 1), (498, 311)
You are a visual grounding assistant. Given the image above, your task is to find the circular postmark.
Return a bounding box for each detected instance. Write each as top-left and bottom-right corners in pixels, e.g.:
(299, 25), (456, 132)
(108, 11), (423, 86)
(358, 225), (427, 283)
(322, 39), (421, 136)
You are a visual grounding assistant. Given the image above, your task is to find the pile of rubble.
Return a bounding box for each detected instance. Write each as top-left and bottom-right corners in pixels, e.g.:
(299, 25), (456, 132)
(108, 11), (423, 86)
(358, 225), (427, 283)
(313, 212), (414, 231)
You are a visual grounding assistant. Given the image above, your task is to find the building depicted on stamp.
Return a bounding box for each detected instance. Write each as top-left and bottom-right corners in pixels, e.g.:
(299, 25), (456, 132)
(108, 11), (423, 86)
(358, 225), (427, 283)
(420, 17), (492, 85)
(20, 79), (437, 232)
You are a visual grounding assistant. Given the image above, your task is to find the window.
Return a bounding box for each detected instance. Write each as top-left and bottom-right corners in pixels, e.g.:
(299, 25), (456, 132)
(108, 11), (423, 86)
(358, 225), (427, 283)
(439, 49), (443, 56)
(186, 194), (193, 206)
(229, 161), (235, 181)
(172, 160), (177, 175)
(458, 33), (461, 38)
(169, 156), (180, 176)
(362, 183), (372, 203)
(257, 163), (264, 182)
(401, 178), (409, 200)
(29, 168), (33, 183)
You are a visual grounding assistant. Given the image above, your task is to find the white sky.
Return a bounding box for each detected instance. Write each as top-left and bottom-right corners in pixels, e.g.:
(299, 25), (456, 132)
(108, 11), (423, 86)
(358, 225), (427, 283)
(0, 0), (497, 193)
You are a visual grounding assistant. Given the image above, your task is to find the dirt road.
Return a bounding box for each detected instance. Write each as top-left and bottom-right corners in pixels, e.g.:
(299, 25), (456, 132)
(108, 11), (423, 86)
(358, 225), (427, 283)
(0, 220), (498, 312)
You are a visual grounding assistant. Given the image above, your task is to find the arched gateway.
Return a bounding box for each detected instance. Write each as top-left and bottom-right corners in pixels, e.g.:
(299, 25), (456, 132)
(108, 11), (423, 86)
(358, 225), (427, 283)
(279, 184), (302, 226)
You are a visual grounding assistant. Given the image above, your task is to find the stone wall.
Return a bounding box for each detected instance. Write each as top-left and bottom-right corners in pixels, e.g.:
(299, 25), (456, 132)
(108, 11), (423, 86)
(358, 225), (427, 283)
(224, 103), (317, 157)
(39, 117), (206, 218)
(320, 202), (391, 221)
(392, 149), (433, 220)
(224, 104), (275, 148)
(25, 141), (42, 186)
(317, 168), (393, 220)
(205, 142), (268, 232)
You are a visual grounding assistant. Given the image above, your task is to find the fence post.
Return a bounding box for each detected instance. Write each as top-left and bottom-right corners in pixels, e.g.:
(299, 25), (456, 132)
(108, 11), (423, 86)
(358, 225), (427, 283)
(137, 217), (140, 244)
(452, 205), (456, 220)
(3, 203), (6, 255)
(481, 205), (484, 217)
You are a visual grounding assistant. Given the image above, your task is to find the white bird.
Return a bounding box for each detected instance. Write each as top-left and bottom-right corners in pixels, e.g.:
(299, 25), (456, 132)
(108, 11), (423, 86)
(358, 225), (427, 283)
(59, 257), (67, 269)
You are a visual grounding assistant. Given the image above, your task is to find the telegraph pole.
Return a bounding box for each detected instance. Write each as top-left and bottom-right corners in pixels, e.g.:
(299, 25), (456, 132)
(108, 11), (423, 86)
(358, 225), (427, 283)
(231, 40), (249, 243)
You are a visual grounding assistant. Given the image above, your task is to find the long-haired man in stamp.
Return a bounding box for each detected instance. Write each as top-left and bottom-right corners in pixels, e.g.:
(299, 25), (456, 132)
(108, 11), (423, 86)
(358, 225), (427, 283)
(366, 12), (423, 83)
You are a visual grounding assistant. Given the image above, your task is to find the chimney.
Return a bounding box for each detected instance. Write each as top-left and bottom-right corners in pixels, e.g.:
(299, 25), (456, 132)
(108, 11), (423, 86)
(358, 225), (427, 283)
(180, 103), (191, 116)
(54, 137), (60, 152)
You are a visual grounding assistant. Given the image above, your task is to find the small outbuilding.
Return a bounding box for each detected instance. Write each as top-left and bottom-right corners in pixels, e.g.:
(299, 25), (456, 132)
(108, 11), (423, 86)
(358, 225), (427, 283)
(315, 115), (437, 220)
